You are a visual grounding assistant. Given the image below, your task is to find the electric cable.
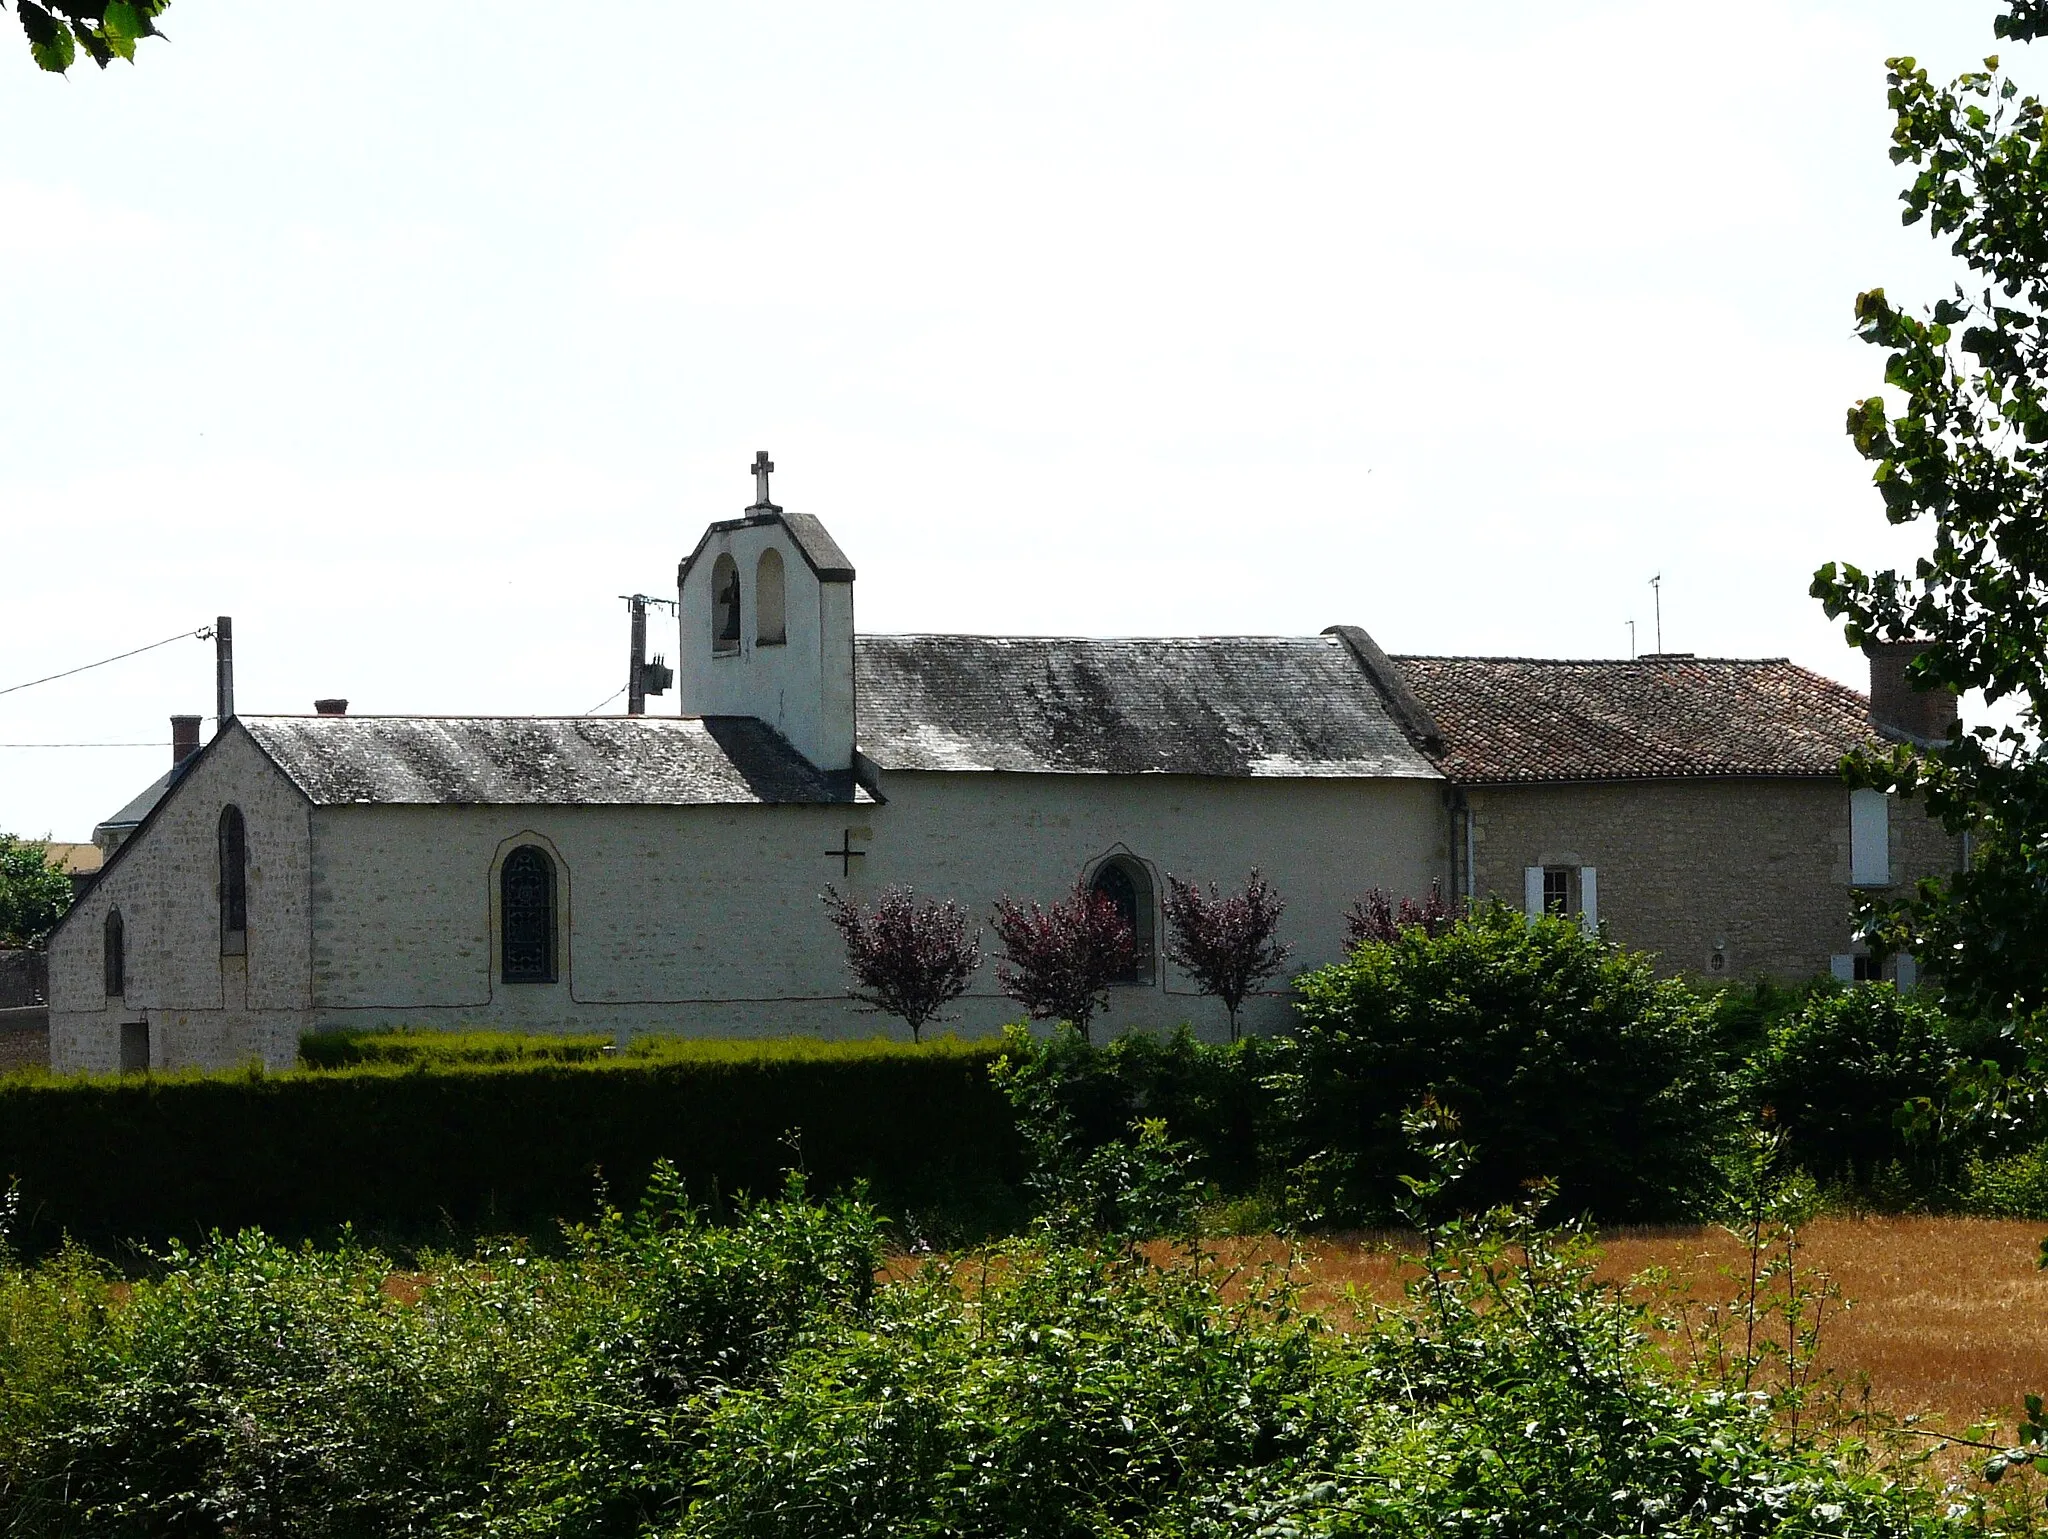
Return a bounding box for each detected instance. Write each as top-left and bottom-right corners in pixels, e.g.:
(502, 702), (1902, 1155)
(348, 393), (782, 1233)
(0, 625), (214, 700)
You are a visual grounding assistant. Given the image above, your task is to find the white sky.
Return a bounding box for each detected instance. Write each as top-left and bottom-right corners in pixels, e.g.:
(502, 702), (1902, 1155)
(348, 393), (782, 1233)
(0, 1), (2017, 840)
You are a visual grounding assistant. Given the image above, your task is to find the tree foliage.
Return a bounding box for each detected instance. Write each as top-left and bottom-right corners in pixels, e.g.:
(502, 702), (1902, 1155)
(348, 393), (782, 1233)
(0, 835), (70, 952)
(1342, 881), (1454, 948)
(820, 884), (980, 1043)
(1279, 904), (1727, 1223)
(1160, 870), (1292, 1041)
(989, 886), (1136, 1040)
(7, 0), (167, 74)
(1813, 5), (2048, 1020)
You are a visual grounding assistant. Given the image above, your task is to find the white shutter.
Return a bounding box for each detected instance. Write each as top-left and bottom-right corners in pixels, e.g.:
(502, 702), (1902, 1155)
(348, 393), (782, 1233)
(1579, 867), (1598, 932)
(1524, 866), (1545, 919)
(1850, 789), (1891, 886)
(1896, 954), (1919, 990)
(1830, 954), (1856, 982)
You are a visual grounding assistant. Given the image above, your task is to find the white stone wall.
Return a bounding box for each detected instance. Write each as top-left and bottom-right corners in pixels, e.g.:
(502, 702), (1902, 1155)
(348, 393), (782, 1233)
(48, 726), (313, 1073)
(297, 771), (1447, 1045)
(676, 518), (856, 772)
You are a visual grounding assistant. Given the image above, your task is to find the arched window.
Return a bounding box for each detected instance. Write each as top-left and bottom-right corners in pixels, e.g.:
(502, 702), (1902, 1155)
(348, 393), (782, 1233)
(712, 553), (741, 653)
(218, 806), (247, 955)
(755, 548), (786, 645)
(104, 907), (125, 998)
(501, 845), (557, 984)
(1090, 856), (1156, 985)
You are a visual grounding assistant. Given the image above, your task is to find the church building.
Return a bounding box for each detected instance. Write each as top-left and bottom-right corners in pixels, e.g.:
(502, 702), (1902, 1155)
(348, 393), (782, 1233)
(46, 459), (1961, 1072)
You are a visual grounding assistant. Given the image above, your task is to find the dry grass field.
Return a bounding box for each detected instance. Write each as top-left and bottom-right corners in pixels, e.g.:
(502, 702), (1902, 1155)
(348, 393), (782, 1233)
(1176, 1217), (2048, 1434)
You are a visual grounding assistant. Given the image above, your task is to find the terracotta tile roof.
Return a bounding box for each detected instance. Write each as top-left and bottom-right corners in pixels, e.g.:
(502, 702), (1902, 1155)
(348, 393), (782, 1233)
(1391, 656), (1878, 784)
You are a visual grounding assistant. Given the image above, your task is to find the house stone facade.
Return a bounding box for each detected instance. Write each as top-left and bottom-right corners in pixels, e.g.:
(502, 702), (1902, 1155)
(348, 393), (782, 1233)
(46, 468), (1963, 1073)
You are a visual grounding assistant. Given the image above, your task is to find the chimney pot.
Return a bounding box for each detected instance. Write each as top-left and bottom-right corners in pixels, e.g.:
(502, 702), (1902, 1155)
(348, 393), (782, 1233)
(170, 715), (201, 767)
(314, 698), (349, 716)
(1866, 640), (1959, 742)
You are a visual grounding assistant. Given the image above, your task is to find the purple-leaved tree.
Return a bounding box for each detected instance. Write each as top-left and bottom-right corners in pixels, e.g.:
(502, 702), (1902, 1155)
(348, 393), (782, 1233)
(822, 885), (980, 1044)
(1344, 881), (1455, 949)
(1161, 870), (1293, 1042)
(989, 886), (1136, 1041)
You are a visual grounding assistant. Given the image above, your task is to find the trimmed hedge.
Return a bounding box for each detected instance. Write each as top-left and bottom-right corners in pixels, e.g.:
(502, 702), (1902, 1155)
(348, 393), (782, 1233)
(0, 1036), (1024, 1254)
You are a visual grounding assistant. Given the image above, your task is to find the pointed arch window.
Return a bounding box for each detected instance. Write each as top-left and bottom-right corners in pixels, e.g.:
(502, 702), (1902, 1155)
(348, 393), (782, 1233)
(1090, 855), (1156, 985)
(755, 548), (786, 645)
(501, 845), (557, 984)
(712, 554), (741, 654)
(218, 806), (247, 956)
(104, 907), (125, 998)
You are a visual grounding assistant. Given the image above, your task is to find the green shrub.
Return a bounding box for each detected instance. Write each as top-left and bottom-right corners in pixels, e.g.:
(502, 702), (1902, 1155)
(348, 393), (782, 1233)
(0, 1178), (1963, 1539)
(1963, 1143), (2048, 1218)
(298, 1027), (619, 1068)
(1277, 904), (1728, 1223)
(1746, 985), (1962, 1186)
(0, 1036), (1023, 1255)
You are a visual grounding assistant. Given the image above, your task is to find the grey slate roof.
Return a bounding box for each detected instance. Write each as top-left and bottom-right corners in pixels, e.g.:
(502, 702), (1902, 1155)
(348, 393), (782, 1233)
(96, 764), (179, 833)
(1393, 656), (1879, 783)
(240, 716), (872, 805)
(853, 635), (1442, 778)
(677, 511), (855, 585)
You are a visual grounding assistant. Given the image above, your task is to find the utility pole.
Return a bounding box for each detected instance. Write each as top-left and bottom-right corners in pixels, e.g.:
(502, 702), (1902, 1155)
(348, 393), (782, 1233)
(621, 594), (674, 715)
(1627, 619), (1636, 660)
(1649, 576), (1663, 655)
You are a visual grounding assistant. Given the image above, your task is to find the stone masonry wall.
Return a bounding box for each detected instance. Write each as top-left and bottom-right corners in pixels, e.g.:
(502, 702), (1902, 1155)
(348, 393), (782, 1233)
(48, 726), (312, 1074)
(1466, 778), (1963, 981)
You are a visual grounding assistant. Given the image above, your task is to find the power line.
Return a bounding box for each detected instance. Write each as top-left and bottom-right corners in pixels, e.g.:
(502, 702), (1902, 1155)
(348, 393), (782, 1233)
(0, 625), (213, 700)
(0, 741), (170, 748)
(582, 685), (627, 715)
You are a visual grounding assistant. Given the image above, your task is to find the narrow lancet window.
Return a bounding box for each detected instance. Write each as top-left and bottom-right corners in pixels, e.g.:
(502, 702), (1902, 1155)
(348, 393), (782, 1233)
(501, 845), (557, 984)
(218, 806), (247, 955)
(104, 907), (125, 997)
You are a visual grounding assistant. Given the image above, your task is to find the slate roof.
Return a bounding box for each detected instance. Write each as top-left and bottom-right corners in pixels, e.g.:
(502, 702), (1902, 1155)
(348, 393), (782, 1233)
(1391, 656), (1878, 784)
(240, 716), (872, 805)
(677, 511), (855, 585)
(853, 635), (1441, 778)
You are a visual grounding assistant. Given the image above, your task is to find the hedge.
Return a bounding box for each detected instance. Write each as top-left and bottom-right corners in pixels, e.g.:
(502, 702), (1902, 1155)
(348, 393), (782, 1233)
(0, 1036), (1025, 1254)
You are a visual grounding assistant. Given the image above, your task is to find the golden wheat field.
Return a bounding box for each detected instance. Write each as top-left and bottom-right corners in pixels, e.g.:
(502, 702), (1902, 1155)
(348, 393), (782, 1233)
(1168, 1217), (2048, 1434)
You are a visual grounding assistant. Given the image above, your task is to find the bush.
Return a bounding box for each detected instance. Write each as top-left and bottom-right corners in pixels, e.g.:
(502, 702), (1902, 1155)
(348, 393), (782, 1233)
(0, 1037), (1023, 1255)
(0, 1177), (1962, 1539)
(1746, 985), (1963, 1186)
(298, 1028), (618, 1068)
(1277, 904), (1727, 1223)
(1963, 1143), (2048, 1218)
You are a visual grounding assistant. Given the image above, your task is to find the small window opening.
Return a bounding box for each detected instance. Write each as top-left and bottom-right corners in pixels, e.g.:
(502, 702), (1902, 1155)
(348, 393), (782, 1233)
(1542, 867), (1572, 918)
(1090, 856), (1156, 985)
(218, 806), (247, 956)
(755, 548), (786, 645)
(104, 907), (125, 998)
(712, 554), (741, 653)
(1852, 954), (1884, 983)
(501, 845), (558, 984)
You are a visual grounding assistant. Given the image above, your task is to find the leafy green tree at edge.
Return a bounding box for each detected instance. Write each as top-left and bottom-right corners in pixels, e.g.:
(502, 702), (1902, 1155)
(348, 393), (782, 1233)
(0, 834), (70, 950)
(1814, 0), (2048, 1023)
(7, 0), (167, 74)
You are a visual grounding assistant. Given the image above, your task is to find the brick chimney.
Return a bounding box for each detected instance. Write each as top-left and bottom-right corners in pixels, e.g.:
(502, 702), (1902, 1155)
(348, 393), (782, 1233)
(314, 698), (349, 716)
(171, 715), (202, 766)
(1866, 641), (1959, 743)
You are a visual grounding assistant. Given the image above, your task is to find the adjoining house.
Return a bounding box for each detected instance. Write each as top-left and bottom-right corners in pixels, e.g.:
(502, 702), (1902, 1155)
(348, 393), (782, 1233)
(45, 465), (1960, 1072)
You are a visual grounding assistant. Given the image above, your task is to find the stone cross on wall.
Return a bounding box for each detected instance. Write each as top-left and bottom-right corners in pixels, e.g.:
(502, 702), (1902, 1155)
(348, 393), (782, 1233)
(749, 450), (779, 512)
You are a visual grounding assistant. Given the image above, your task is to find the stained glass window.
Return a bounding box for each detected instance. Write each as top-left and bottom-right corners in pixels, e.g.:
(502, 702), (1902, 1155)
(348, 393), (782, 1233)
(104, 907), (125, 997)
(502, 845), (556, 984)
(1090, 857), (1156, 984)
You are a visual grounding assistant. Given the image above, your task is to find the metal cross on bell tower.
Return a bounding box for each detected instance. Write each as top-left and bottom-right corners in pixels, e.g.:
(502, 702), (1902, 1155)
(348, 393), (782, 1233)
(747, 449), (781, 514)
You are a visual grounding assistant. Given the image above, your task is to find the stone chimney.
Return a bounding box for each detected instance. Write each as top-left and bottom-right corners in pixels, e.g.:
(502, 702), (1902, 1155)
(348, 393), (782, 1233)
(314, 698), (349, 716)
(171, 715), (202, 766)
(1866, 641), (1959, 743)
